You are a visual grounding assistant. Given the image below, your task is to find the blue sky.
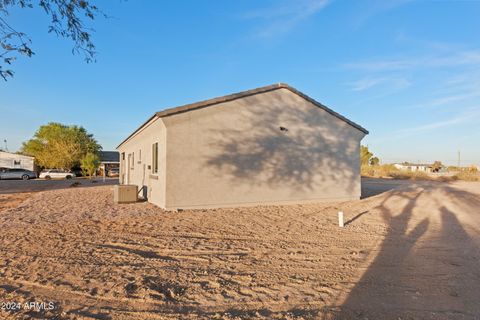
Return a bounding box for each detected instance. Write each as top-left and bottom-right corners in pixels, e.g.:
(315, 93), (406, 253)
(1, 0), (479, 166)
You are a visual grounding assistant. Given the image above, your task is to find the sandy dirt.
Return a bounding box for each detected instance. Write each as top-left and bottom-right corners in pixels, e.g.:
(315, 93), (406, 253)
(0, 193), (32, 212)
(0, 180), (479, 319)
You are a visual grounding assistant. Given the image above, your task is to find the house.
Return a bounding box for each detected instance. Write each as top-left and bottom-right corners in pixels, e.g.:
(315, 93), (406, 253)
(393, 162), (443, 173)
(98, 151), (120, 175)
(0, 151), (35, 171)
(117, 83), (368, 210)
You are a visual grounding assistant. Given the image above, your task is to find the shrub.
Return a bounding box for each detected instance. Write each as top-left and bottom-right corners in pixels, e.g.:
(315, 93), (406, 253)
(362, 163), (480, 182)
(361, 164), (399, 178)
(388, 170), (432, 180)
(454, 171), (480, 182)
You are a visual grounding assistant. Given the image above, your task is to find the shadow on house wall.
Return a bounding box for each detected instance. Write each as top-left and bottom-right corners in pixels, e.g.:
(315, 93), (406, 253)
(203, 91), (364, 196)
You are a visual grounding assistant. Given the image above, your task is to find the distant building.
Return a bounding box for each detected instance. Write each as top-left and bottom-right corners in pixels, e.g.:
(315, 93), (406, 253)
(393, 162), (443, 173)
(0, 151), (35, 171)
(98, 151), (120, 175)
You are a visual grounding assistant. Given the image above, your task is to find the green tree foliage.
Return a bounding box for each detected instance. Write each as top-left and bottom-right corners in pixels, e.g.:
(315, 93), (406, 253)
(360, 145), (374, 166)
(0, 0), (103, 80)
(21, 122), (101, 169)
(361, 146), (383, 177)
(80, 152), (99, 178)
(369, 156), (380, 166)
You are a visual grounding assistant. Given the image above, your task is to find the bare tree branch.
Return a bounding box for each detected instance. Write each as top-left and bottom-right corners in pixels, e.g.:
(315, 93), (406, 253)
(0, 0), (103, 80)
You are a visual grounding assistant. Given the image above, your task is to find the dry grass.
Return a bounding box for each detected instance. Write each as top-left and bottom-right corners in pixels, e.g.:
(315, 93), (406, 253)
(361, 164), (398, 178)
(454, 170), (480, 181)
(361, 165), (480, 182)
(388, 170), (433, 180)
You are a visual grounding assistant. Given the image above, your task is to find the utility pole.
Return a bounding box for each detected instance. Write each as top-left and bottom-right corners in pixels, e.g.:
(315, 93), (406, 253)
(3, 139), (7, 152)
(457, 150), (461, 168)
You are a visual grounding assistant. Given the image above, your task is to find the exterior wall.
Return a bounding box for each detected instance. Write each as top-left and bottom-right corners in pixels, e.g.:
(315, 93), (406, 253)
(162, 88), (366, 209)
(117, 119), (167, 208)
(0, 151), (34, 170)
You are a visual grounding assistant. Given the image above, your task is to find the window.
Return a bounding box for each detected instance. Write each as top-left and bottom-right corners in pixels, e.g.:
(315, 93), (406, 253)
(131, 152), (134, 170)
(152, 142), (158, 174)
(121, 152), (125, 160)
(138, 149), (142, 163)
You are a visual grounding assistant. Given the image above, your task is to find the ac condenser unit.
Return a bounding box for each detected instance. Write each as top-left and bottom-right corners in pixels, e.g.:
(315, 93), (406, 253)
(114, 185), (138, 204)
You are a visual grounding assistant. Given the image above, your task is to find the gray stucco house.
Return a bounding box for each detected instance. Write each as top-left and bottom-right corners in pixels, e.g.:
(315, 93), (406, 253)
(117, 83), (368, 210)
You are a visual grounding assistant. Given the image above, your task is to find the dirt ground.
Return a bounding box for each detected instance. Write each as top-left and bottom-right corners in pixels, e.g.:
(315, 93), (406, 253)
(0, 193), (33, 212)
(0, 179), (479, 319)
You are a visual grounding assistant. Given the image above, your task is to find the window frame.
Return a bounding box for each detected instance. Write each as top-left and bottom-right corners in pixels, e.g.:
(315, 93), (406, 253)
(152, 142), (159, 174)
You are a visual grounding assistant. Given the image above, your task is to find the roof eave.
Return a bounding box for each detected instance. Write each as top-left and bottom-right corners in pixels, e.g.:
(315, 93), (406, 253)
(116, 114), (159, 149)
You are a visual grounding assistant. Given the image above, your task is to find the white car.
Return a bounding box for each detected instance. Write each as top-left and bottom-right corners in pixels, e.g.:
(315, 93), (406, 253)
(39, 169), (75, 180)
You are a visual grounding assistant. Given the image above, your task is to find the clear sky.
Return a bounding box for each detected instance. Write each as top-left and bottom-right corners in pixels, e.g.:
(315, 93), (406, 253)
(1, 0), (479, 166)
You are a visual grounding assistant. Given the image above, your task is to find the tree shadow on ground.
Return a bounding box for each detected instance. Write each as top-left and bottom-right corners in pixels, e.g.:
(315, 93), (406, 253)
(329, 183), (480, 319)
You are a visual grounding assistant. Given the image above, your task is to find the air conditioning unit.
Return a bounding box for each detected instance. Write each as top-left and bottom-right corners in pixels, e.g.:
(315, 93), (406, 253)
(114, 185), (138, 204)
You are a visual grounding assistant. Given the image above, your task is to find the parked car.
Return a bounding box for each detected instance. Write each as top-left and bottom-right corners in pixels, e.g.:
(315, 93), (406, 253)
(107, 168), (119, 177)
(39, 169), (75, 180)
(0, 168), (37, 180)
(71, 168), (84, 177)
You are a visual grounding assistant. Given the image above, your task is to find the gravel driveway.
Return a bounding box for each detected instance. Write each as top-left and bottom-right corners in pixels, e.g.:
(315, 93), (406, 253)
(0, 177), (118, 194)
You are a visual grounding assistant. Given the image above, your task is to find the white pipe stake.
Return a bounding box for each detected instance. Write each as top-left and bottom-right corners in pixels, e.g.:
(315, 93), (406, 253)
(338, 211), (344, 228)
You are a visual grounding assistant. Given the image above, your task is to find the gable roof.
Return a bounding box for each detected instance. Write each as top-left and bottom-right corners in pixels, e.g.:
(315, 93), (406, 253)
(0, 151), (34, 160)
(99, 151), (119, 163)
(117, 83), (368, 148)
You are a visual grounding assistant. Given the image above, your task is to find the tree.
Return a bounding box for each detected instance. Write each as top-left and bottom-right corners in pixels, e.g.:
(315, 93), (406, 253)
(21, 122), (101, 169)
(370, 156), (380, 166)
(431, 161), (443, 172)
(1, 0), (103, 80)
(360, 145), (373, 166)
(80, 152), (99, 178)
(468, 165), (478, 173)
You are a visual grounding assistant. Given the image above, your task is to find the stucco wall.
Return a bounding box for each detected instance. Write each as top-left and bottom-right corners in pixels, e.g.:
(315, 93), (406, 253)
(162, 88), (366, 209)
(117, 118), (167, 208)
